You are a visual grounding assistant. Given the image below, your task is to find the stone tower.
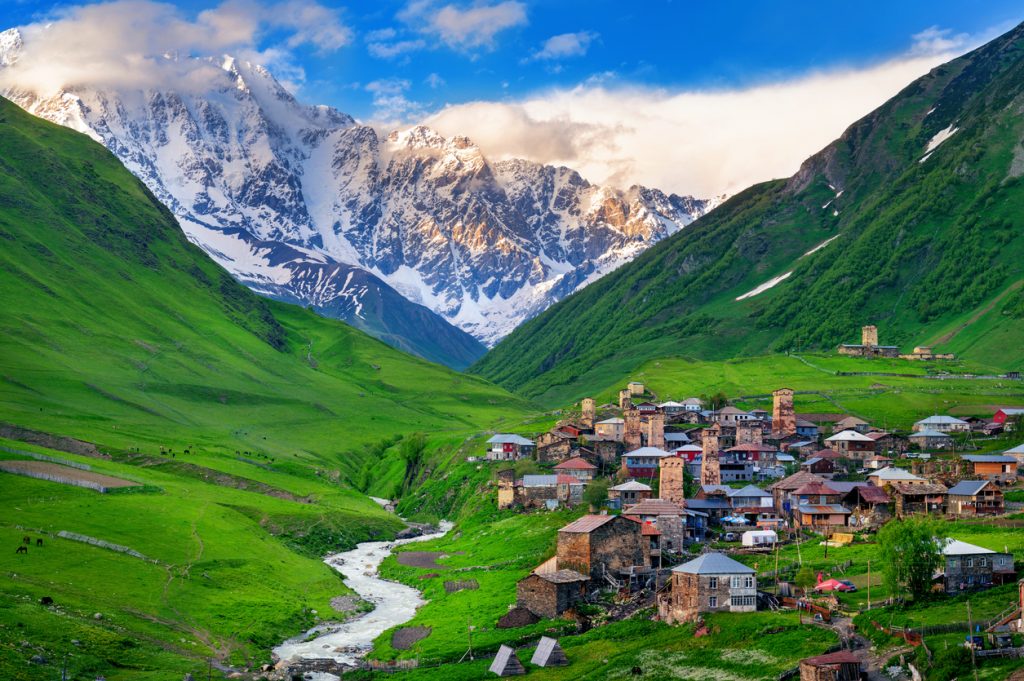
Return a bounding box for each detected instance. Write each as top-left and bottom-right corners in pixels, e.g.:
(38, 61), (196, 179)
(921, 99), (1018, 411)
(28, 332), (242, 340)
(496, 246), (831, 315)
(647, 411), (666, 449)
(624, 408), (642, 451)
(660, 456), (686, 504)
(862, 325), (878, 347)
(581, 397), (596, 428)
(700, 423), (722, 485)
(736, 421), (763, 446)
(619, 389), (633, 411)
(772, 388), (796, 437)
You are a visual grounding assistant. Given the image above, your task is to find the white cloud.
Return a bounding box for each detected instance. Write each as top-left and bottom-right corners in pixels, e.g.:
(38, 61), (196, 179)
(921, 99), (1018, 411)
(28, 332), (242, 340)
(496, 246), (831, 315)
(529, 31), (597, 61)
(367, 38), (427, 59)
(425, 72), (446, 88)
(366, 77), (425, 123)
(0, 0), (351, 96)
(424, 36), (990, 197)
(910, 25), (970, 56)
(401, 0), (527, 50)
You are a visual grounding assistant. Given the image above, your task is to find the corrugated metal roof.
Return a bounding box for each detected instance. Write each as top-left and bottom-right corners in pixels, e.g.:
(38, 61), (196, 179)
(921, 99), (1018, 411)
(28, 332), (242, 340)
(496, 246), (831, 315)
(916, 415), (969, 425)
(559, 514), (617, 533)
(673, 552), (755, 575)
(609, 480), (652, 492)
(554, 457), (597, 470)
(962, 455), (1016, 463)
(909, 429), (951, 438)
(624, 446), (673, 458)
(624, 499), (685, 516)
(825, 430), (874, 442)
(728, 485), (771, 498)
(487, 433), (535, 445)
(535, 569), (589, 584)
(868, 467), (925, 481)
(947, 480), (992, 496)
(797, 504), (851, 515)
(522, 474), (558, 487)
(942, 539), (996, 556)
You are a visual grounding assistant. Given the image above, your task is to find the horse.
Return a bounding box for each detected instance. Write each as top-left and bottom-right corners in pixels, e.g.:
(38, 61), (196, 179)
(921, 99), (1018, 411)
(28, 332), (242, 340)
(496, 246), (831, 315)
(22, 536), (31, 545)
(40, 596), (53, 606)
(15, 545), (27, 554)
(35, 538), (43, 547)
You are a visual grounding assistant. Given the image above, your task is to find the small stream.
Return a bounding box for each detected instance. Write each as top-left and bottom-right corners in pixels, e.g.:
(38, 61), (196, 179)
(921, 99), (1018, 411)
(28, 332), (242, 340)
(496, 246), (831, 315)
(273, 515), (452, 669)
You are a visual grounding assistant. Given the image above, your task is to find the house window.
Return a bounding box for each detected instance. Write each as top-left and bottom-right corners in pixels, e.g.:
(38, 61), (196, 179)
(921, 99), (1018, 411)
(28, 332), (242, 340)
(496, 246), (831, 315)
(949, 558), (958, 568)
(979, 558), (987, 567)
(709, 577), (718, 589)
(709, 596), (718, 608)
(730, 576), (742, 588)
(744, 576), (754, 589)
(967, 558), (974, 568)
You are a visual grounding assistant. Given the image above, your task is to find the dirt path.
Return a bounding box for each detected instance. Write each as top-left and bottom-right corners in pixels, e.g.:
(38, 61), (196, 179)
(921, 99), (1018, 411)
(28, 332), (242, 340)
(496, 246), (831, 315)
(828, 615), (913, 681)
(933, 279), (1023, 346)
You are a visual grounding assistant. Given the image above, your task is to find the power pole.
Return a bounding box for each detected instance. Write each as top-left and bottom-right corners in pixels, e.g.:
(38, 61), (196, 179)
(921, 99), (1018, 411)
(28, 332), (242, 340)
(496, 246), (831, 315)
(774, 541), (781, 596)
(867, 560), (871, 610)
(967, 600), (979, 681)
(823, 522), (830, 560)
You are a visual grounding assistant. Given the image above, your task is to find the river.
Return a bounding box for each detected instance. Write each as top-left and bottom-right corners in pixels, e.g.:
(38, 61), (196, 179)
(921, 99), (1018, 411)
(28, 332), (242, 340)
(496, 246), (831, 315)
(273, 519), (452, 669)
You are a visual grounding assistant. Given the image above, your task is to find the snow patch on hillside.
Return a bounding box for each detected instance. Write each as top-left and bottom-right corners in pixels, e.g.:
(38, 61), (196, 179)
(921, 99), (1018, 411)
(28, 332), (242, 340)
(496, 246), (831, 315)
(735, 271), (793, 301)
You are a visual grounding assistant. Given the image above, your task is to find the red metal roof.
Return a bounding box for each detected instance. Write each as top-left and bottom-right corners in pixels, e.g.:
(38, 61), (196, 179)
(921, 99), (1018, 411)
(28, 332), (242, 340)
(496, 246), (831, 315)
(554, 457), (597, 470)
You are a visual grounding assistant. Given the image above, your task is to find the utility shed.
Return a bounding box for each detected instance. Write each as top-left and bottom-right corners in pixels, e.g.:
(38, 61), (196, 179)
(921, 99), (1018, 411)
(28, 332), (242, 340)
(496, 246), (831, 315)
(530, 636), (569, 667)
(799, 650), (862, 681)
(489, 645), (525, 676)
(516, 569), (589, 618)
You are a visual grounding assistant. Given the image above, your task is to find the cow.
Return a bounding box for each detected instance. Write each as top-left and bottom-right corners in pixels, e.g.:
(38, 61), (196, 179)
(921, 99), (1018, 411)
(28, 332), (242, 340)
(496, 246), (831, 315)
(40, 596), (53, 606)
(35, 538), (43, 547)
(15, 545), (27, 554)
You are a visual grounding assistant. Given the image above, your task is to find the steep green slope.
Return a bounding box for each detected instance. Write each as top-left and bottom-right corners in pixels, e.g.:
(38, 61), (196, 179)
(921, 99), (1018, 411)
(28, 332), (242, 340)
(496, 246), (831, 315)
(474, 22), (1024, 402)
(0, 95), (532, 459)
(0, 95), (536, 679)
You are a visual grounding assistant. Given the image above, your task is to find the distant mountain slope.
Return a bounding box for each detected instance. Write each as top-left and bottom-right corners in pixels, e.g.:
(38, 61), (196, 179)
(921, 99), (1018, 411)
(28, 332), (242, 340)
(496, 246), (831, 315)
(0, 94), (532, 458)
(0, 29), (709, 358)
(473, 22), (1024, 403)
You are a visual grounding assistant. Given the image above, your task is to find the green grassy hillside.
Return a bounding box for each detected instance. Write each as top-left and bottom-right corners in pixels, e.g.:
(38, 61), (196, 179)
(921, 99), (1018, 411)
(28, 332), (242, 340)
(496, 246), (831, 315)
(473, 22), (1024, 401)
(0, 95), (537, 679)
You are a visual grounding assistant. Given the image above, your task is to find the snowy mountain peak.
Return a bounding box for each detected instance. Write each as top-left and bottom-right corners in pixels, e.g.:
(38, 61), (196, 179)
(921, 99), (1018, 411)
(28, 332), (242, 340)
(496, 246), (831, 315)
(0, 28), (22, 66)
(1, 44), (711, 346)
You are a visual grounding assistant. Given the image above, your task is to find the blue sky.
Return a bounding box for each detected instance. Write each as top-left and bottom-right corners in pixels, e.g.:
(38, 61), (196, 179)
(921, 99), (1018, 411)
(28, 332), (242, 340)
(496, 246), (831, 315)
(4, 1), (1023, 195)
(6, 0), (1022, 120)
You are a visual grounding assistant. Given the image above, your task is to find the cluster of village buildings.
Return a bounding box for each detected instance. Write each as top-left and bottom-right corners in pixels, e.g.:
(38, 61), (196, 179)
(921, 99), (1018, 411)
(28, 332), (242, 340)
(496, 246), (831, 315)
(480, 379), (1024, 632)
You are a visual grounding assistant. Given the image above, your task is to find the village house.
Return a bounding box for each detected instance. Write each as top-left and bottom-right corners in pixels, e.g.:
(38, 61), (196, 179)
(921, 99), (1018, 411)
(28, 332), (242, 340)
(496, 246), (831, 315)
(624, 402), (666, 450)
(797, 413), (847, 434)
(824, 430), (876, 460)
(556, 515), (649, 582)
(946, 480), (1005, 516)
(683, 495), (732, 525)
(623, 498), (689, 552)
(553, 457), (597, 482)
(1006, 443), (1024, 468)
(791, 480), (850, 528)
(961, 454), (1018, 484)
(908, 428), (953, 451)
(798, 651), (863, 681)
(890, 481), (947, 517)
(536, 430), (575, 462)
(607, 480), (652, 508)
(862, 454), (893, 471)
(594, 417), (624, 441)
(515, 563), (590, 618)
(801, 456), (835, 477)
(942, 539), (1016, 593)
(913, 414), (970, 433)
(726, 484), (775, 523)
(768, 470), (827, 517)
(833, 416), (870, 434)
(867, 466), (927, 487)
(621, 446), (672, 479)
(663, 431), (692, 449)
(993, 408), (1024, 429)
(680, 397), (703, 412)
(659, 401), (687, 415)
(840, 483), (891, 525)
(658, 553), (757, 625)
(627, 381), (645, 396)
(795, 419), (820, 439)
(497, 472), (586, 510)
(714, 406), (755, 425)
(639, 522), (663, 566)
(486, 434), (536, 461)
(866, 431), (906, 455)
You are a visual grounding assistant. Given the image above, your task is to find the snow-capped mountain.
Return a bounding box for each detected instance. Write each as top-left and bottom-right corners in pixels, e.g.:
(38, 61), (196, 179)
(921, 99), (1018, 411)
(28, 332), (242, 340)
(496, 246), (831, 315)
(0, 28), (711, 353)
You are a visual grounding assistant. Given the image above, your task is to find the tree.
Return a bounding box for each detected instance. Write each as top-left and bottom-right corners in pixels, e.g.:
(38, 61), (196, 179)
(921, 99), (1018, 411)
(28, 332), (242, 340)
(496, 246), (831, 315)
(877, 516), (946, 601)
(794, 566), (816, 591)
(583, 478), (610, 509)
(701, 391), (729, 411)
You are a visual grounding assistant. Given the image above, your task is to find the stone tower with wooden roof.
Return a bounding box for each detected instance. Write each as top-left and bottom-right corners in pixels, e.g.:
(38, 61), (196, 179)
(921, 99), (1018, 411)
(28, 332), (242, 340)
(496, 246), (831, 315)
(701, 423), (722, 485)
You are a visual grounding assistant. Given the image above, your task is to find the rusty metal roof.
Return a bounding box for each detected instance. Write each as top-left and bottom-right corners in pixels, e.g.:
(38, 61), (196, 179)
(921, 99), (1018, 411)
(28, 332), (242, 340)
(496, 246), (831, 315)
(558, 514), (617, 533)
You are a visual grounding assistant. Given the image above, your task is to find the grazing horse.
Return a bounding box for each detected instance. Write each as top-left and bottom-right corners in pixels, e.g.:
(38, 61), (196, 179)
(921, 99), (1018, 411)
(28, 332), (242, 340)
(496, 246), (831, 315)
(35, 538), (43, 547)
(15, 545), (27, 554)
(22, 536), (31, 545)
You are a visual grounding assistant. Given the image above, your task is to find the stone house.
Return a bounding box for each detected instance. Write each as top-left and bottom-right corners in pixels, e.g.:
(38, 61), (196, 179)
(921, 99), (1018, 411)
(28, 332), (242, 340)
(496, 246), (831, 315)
(962, 455), (1018, 484)
(946, 480), (1005, 516)
(516, 568), (590, 619)
(608, 480), (652, 507)
(833, 416), (870, 434)
(837, 325), (898, 358)
(942, 539), (1015, 593)
(890, 482), (947, 517)
(908, 429), (953, 451)
(536, 431), (576, 462)
(867, 467), (927, 487)
(658, 553), (757, 625)
(768, 470), (827, 518)
(621, 446), (672, 479)
(798, 650), (862, 681)
(556, 514), (649, 582)
(594, 417), (624, 441)
(553, 457), (597, 482)
(487, 434), (536, 461)
(866, 431), (906, 455)
(623, 498), (687, 552)
(801, 456), (835, 477)
(824, 430), (875, 460)
(498, 473), (584, 510)
(624, 403), (666, 450)
(714, 406), (754, 425)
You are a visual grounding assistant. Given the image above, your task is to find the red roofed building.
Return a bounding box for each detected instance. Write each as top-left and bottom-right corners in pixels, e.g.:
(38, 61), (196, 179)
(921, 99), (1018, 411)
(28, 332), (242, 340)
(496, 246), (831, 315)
(799, 650), (862, 681)
(556, 514), (649, 580)
(553, 456), (598, 481)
